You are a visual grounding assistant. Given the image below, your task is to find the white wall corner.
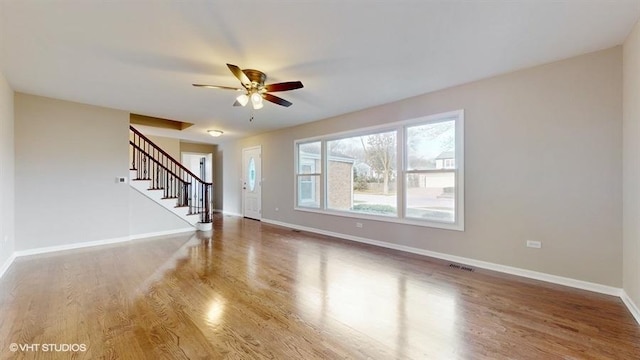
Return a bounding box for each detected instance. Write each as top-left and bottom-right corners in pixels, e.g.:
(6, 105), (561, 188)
(0, 253), (17, 280)
(621, 290), (640, 325)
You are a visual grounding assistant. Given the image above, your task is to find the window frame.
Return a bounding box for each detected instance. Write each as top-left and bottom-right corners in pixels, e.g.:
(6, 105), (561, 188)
(294, 109), (464, 231)
(295, 141), (323, 209)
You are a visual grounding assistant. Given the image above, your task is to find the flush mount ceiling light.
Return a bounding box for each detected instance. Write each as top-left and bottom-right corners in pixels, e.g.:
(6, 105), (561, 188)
(193, 63), (303, 110)
(207, 130), (224, 137)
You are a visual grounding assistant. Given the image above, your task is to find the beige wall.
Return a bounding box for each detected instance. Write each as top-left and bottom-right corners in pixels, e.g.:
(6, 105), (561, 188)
(129, 188), (191, 235)
(0, 71), (15, 268)
(219, 47), (623, 286)
(15, 94), (131, 250)
(623, 20), (640, 311)
(147, 135), (180, 160)
(14, 94), (189, 251)
(180, 141), (216, 156)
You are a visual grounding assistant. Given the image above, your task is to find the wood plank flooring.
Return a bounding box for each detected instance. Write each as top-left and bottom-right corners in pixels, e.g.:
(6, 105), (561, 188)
(1, 213), (639, 359)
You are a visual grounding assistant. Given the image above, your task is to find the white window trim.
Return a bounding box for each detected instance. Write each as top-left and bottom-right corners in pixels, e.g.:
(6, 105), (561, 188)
(295, 141), (323, 209)
(294, 109), (464, 231)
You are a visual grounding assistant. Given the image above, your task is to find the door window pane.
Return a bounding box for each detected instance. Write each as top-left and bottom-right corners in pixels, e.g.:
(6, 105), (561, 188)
(248, 157), (256, 191)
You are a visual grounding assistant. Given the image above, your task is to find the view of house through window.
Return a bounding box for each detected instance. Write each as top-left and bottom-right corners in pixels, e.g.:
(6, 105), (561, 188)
(295, 110), (463, 230)
(327, 131), (397, 216)
(406, 120), (456, 223)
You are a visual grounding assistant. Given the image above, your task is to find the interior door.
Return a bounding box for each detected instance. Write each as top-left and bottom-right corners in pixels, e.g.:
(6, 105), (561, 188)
(242, 146), (262, 220)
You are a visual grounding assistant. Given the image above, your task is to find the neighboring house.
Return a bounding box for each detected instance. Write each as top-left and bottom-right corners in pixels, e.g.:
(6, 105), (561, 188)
(298, 150), (355, 210)
(434, 150), (455, 170)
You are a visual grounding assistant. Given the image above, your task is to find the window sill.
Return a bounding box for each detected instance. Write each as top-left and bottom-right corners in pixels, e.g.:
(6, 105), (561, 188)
(294, 206), (464, 231)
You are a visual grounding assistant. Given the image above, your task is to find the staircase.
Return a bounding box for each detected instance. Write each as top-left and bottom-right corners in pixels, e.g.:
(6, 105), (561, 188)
(129, 126), (213, 231)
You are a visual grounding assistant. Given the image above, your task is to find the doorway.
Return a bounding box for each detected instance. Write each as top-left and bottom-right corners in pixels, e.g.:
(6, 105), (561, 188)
(181, 153), (213, 182)
(181, 152), (213, 212)
(242, 146), (262, 220)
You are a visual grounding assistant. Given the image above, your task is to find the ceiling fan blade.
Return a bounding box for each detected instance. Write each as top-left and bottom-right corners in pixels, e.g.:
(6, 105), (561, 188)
(227, 63), (251, 88)
(192, 84), (243, 91)
(263, 93), (293, 107)
(233, 100), (242, 107)
(264, 81), (304, 92)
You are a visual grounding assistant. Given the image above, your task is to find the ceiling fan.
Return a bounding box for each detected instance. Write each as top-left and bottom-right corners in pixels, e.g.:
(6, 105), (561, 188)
(193, 63), (303, 109)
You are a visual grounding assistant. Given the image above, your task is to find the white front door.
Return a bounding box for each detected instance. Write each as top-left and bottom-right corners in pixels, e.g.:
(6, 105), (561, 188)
(242, 146), (261, 220)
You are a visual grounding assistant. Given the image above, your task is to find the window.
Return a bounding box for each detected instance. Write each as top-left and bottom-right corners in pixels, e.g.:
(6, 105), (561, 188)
(296, 141), (321, 208)
(327, 131), (397, 216)
(295, 110), (464, 231)
(405, 120), (457, 223)
(444, 159), (455, 169)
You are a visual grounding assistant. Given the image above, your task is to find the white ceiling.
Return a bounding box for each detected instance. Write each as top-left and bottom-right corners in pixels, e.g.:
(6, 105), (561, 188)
(1, 1), (639, 143)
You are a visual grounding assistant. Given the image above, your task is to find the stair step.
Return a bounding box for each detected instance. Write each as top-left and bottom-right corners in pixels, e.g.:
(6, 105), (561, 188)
(162, 196), (179, 200)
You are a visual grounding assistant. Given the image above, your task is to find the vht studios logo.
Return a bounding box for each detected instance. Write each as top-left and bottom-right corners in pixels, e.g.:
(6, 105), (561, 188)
(9, 343), (87, 352)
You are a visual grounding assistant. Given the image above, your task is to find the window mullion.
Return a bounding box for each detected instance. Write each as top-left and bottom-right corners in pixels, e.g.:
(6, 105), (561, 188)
(397, 125), (405, 219)
(321, 140), (327, 210)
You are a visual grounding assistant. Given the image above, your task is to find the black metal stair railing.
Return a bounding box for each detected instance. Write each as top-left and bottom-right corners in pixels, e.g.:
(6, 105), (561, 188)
(129, 126), (212, 224)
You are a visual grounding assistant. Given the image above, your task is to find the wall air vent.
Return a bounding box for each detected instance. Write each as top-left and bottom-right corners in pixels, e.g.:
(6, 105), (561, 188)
(449, 263), (475, 272)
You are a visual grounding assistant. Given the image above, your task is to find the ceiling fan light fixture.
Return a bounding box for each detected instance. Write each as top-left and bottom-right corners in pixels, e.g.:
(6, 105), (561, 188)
(236, 93), (249, 107)
(251, 92), (263, 109)
(194, 63), (302, 110)
(207, 130), (224, 137)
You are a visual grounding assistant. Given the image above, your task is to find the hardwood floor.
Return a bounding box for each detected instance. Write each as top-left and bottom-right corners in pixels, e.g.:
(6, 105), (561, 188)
(1, 214), (639, 359)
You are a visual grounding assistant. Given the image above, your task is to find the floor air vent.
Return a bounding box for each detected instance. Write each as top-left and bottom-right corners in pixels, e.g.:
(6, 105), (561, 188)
(449, 263), (475, 272)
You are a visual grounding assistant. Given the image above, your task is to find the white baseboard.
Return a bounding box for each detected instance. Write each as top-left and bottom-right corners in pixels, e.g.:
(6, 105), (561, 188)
(215, 209), (243, 217)
(129, 227), (195, 240)
(0, 253), (16, 280)
(0, 228), (196, 281)
(261, 218), (622, 297)
(621, 290), (640, 325)
(12, 228), (195, 258)
(14, 235), (132, 257)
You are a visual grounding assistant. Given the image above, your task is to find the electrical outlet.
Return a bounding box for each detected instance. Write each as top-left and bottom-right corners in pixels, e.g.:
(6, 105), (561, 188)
(356, 222), (363, 228)
(275, 207), (279, 212)
(526, 240), (542, 249)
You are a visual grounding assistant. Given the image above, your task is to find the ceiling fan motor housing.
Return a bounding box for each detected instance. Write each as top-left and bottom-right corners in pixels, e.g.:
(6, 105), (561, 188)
(242, 69), (267, 87)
